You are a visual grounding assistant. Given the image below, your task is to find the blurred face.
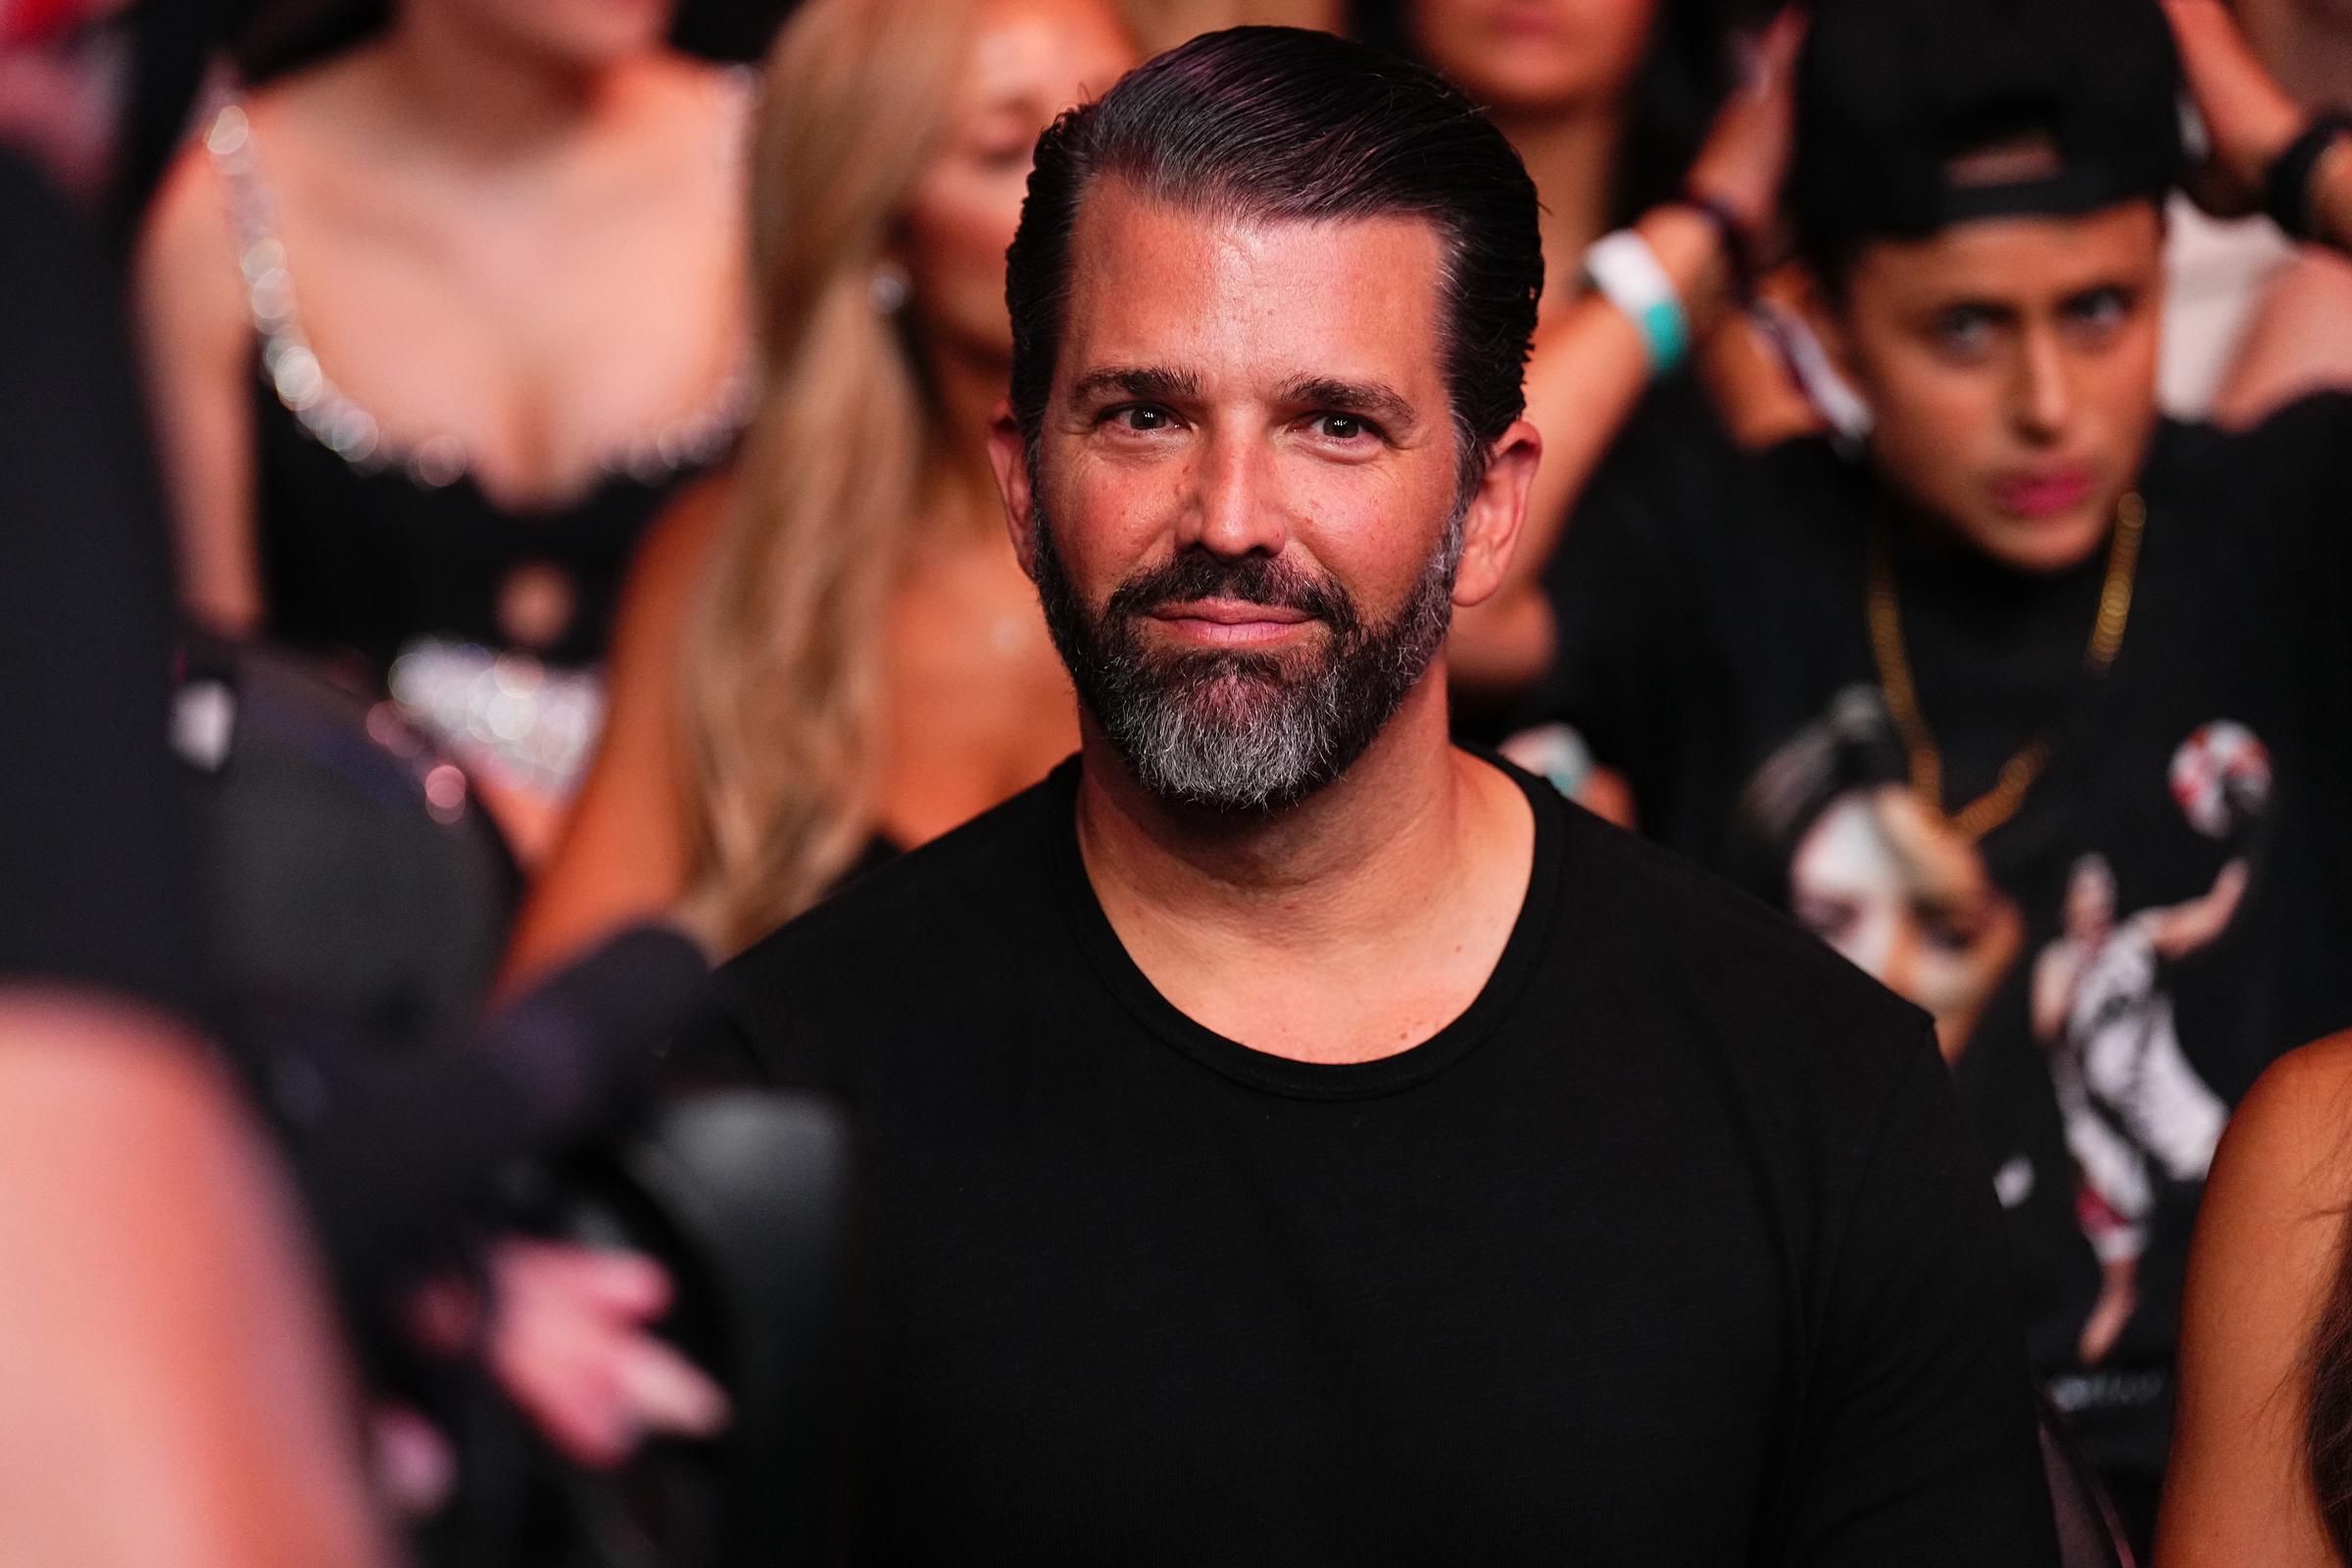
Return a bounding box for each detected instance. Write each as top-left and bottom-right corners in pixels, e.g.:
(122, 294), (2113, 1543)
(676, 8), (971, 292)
(1812, 202), (2165, 574)
(990, 181), (1538, 810)
(1407, 0), (1657, 117)
(896, 0), (1135, 367)
(409, 0), (675, 67)
(1789, 786), (2018, 1051)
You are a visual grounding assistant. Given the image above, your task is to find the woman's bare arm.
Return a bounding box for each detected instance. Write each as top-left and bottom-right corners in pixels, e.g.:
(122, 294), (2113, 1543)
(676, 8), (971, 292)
(499, 476), (732, 994)
(2155, 1033), (2352, 1568)
(1447, 11), (1804, 700)
(131, 139), (264, 636)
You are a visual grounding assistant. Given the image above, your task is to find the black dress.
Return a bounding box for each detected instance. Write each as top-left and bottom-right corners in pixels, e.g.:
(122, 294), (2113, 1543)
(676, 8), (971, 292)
(201, 95), (750, 800)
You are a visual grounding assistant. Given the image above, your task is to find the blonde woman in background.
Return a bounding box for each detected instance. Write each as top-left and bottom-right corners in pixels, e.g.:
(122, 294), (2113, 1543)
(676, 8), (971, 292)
(503, 0), (1135, 981)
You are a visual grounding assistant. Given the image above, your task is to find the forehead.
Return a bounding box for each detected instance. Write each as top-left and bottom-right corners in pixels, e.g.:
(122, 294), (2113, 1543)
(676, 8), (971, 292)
(1054, 178), (1449, 401)
(1846, 201), (2165, 303)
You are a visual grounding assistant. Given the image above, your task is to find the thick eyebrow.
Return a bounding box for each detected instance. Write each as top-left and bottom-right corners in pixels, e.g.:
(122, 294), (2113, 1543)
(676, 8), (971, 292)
(1276, 374), (1420, 434)
(1066, 366), (1201, 406)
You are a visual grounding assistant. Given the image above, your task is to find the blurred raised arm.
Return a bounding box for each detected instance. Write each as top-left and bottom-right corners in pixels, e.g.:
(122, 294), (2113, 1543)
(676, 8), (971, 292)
(1449, 10), (1803, 697)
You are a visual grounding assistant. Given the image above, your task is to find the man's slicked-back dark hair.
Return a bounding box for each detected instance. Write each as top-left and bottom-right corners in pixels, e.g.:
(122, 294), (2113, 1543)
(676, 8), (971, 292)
(1006, 26), (1543, 469)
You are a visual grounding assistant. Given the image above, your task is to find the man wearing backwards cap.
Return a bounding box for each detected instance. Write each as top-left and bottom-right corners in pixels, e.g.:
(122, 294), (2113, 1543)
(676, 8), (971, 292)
(1523, 0), (2352, 1542)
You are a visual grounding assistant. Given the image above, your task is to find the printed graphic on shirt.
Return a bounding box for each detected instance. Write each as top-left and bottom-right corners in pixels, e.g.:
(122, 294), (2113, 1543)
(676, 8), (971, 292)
(1732, 687), (2022, 1060)
(2030, 851), (2241, 1364)
(1733, 692), (2266, 1367)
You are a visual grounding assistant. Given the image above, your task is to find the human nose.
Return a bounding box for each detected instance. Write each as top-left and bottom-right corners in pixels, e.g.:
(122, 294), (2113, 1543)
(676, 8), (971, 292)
(1173, 420), (1290, 560)
(2011, 324), (2074, 442)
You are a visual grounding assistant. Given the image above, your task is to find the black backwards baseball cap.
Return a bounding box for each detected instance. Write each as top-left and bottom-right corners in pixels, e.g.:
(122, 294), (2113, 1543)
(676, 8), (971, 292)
(1791, 0), (2186, 258)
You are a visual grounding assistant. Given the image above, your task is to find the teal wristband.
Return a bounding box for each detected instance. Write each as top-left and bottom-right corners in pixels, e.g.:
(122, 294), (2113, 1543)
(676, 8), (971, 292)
(1584, 228), (1691, 378)
(1635, 297), (1690, 375)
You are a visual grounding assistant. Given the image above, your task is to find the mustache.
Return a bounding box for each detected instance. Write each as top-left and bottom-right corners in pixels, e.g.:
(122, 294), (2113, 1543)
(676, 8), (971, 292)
(1102, 551), (1360, 639)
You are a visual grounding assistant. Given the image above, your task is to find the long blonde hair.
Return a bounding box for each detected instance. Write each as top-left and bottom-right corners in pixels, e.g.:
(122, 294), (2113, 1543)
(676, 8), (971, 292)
(678, 0), (981, 953)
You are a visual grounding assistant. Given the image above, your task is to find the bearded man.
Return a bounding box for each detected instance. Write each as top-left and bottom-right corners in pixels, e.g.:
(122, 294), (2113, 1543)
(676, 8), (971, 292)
(671, 26), (2057, 1564)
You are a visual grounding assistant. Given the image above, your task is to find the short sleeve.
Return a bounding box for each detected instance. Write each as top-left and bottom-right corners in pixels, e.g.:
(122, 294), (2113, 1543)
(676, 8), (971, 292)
(1777, 1032), (2061, 1567)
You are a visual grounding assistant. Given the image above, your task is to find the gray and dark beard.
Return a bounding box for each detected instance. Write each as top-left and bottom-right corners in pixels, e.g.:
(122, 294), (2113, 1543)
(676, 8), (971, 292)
(1031, 495), (1467, 815)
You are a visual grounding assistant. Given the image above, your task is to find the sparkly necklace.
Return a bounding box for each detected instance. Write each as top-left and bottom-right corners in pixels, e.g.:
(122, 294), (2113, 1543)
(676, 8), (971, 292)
(1864, 490), (2143, 842)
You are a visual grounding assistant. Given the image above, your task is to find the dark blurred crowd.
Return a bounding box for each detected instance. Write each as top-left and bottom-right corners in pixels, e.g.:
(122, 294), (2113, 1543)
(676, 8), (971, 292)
(13, 0), (2352, 1562)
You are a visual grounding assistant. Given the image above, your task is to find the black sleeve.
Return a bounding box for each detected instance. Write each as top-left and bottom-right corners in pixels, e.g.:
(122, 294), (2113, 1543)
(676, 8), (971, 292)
(0, 151), (206, 1024)
(1778, 1033), (2060, 1567)
(2237, 391), (2352, 558)
(2228, 393), (2352, 662)
(2232, 397), (2352, 926)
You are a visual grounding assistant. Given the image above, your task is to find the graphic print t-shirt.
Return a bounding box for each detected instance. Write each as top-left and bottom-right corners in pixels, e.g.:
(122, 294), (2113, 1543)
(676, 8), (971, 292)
(1536, 394), (2352, 1476)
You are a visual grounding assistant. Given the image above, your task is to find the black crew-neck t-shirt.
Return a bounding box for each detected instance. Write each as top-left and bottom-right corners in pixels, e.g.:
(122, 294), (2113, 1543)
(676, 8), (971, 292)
(674, 756), (2058, 1566)
(1536, 398), (2352, 1477)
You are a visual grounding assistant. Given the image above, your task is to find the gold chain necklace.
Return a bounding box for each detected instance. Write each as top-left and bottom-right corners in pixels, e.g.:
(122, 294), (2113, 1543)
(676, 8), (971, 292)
(1864, 491), (2143, 842)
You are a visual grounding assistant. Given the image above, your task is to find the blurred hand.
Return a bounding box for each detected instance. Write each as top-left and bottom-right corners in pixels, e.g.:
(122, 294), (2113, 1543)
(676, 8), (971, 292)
(484, 1238), (729, 1469)
(2163, 0), (2307, 218)
(1686, 7), (1808, 249)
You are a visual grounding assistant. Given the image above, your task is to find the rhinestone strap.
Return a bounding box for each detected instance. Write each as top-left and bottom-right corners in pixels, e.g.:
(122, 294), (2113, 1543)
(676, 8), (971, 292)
(203, 90), (755, 496)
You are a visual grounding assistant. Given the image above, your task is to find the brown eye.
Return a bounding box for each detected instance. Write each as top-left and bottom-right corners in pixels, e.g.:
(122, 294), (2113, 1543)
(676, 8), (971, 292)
(1311, 413), (1378, 442)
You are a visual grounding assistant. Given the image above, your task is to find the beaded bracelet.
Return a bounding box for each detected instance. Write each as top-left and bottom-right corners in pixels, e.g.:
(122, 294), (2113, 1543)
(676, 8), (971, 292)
(1681, 190), (1759, 304)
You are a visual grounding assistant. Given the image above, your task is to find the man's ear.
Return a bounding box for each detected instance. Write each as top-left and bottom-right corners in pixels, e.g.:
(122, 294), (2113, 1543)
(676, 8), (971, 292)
(1450, 418), (1542, 611)
(987, 400), (1039, 581)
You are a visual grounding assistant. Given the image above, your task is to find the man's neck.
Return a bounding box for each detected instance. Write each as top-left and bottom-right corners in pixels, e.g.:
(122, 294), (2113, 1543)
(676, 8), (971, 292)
(1073, 678), (1536, 1063)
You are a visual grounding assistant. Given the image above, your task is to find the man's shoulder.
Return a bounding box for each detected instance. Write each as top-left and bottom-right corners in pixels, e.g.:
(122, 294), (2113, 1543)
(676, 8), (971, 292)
(711, 766), (1073, 1020)
(1551, 800), (1936, 1084)
(1566, 803), (1917, 1012)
